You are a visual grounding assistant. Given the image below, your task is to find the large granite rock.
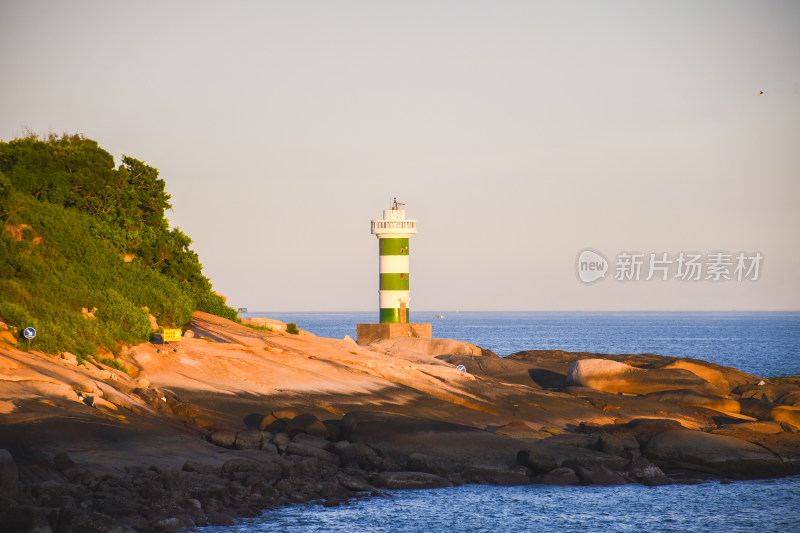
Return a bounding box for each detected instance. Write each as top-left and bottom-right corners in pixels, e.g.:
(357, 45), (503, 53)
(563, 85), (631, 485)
(367, 337), (496, 359)
(738, 399), (800, 429)
(658, 359), (757, 394)
(567, 359), (720, 395)
(643, 429), (788, 478)
(341, 411), (523, 470)
(645, 390), (740, 413)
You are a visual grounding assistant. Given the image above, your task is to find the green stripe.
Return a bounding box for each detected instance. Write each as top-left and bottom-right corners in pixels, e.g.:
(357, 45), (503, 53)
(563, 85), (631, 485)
(379, 238), (409, 256)
(380, 307), (411, 324)
(380, 273), (409, 290)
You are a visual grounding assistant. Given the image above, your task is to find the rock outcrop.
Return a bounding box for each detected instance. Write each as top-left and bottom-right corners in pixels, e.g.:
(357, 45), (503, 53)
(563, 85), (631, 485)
(1, 310), (799, 532)
(566, 358), (722, 395)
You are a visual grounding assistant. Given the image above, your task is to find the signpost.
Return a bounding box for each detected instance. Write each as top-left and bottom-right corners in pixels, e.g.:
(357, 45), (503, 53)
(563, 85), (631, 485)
(162, 329), (182, 342)
(23, 326), (36, 351)
(161, 328), (182, 352)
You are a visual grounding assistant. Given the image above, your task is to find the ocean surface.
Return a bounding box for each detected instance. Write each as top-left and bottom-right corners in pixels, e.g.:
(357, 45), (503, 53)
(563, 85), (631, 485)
(207, 479), (800, 533)
(216, 311), (800, 533)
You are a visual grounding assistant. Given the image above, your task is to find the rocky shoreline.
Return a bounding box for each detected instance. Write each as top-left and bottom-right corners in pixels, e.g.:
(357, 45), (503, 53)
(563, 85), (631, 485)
(2, 312), (799, 532)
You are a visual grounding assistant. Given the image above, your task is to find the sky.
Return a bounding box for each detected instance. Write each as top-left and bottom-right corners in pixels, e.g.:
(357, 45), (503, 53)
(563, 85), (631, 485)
(1, 1), (798, 312)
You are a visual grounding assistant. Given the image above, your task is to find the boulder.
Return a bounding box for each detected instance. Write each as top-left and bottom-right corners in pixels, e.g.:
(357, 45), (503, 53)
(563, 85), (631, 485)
(259, 414), (285, 432)
(715, 421), (784, 435)
(270, 432), (291, 450)
(292, 433), (331, 450)
(336, 472), (375, 492)
(739, 399), (800, 429)
(567, 359), (719, 395)
(367, 337), (494, 358)
(460, 467), (531, 486)
(563, 461), (627, 485)
(659, 359), (756, 394)
(735, 381), (800, 405)
(644, 429), (786, 478)
(516, 447), (558, 474)
(605, 418), (687, 446)
(627, 456), (671, 486)
(272, 409), (301, 421)
(776, 390), (800, 407)
(221, 459), (283, 483)
(285, 414), (320, 437)
(208, 431), (237, 449)
(540, 467), (580, 485)
(305, 421), (331, 439)
(284, 443), (340, 464)
(341, 411), (523, 470)
(233, 430), (263, 450)
(406, 453), (454, 477)
(597, 433), (632, 458)
(645, 390), (740, 413)
(370, 471), (453, 490)
(339, 443), (383, 471)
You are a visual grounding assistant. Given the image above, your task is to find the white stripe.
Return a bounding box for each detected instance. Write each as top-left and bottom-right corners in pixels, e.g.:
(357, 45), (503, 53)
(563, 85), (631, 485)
(379, 290), (411, 308)
(379, 255), (409, 274)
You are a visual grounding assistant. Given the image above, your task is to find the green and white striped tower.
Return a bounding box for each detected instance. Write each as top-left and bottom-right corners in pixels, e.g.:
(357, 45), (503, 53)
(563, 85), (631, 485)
(371, 198), (418, 323)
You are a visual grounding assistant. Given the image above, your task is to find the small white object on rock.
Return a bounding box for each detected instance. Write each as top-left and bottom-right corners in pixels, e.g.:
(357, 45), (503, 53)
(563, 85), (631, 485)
(758, 380), (766, 386)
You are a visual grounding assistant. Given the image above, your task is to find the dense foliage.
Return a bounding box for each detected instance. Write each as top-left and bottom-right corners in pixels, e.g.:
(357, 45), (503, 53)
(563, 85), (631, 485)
(0, 134), (237, 356)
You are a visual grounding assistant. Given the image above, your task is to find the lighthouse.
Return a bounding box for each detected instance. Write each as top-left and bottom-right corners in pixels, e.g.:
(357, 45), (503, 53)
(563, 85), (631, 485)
(372, 198), (417, 323)
(356, 199), (431, 344)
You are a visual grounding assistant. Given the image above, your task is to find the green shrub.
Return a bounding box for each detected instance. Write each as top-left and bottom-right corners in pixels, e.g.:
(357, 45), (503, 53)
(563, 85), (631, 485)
(96, 356), (130, 375)
(286, 322), (299, 335)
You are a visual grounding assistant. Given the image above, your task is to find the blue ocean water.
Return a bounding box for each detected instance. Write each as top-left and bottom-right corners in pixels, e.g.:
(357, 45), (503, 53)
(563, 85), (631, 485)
(220, 311), (800, 532)
(247, 311), (800, 377)
(208, 479), (800, 533)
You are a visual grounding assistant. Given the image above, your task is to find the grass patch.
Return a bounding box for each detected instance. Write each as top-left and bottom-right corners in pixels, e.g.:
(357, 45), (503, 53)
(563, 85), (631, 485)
(96, 356), (130, 375)
(286, 323), (300, 335)
(244, 323), (273, 333)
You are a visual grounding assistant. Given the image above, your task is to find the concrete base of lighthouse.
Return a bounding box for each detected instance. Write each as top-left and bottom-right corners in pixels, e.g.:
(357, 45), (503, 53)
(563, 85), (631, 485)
(356, 323), (432, 345)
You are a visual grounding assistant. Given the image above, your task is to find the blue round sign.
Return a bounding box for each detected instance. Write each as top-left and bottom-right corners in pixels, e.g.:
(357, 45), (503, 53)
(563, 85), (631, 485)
(23, 327), (36, 340)
(456, 365), (467, 372)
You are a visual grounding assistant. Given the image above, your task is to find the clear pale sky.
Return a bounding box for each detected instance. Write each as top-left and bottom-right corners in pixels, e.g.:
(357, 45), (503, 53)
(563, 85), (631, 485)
(2, 1), (798, 311)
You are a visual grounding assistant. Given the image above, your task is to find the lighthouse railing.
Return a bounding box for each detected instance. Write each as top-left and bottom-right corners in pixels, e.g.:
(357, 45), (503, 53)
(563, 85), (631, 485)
(371, 220), (417, 231)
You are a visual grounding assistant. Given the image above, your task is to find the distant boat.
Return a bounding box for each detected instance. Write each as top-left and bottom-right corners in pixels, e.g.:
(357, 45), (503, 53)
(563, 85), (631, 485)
(434, 314), (446, 319)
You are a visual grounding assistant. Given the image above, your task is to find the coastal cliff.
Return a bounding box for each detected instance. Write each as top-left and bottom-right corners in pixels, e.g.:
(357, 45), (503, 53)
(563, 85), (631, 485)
(1, 311), (799, 532)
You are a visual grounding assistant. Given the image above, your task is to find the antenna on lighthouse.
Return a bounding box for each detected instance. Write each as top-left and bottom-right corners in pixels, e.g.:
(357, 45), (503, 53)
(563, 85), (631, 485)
(392, 197), (405, 210)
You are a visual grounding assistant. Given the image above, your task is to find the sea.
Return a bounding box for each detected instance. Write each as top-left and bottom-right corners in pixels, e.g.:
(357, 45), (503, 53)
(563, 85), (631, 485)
(208, 311), (800, 533)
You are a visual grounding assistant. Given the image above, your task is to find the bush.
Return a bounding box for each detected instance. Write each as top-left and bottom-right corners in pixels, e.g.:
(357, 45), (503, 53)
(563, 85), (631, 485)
(0, 134), (240, 355)
(96, 356), (130, 374)
(286, 322), (299, 335)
